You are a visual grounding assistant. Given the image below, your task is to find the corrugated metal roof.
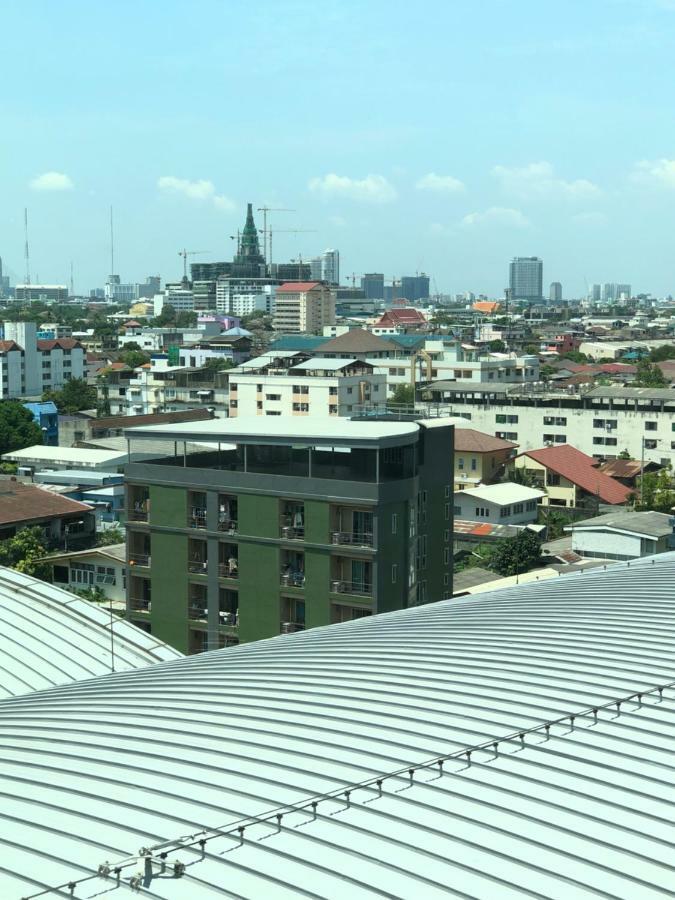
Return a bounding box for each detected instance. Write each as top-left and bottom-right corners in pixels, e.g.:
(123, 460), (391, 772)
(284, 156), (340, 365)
(0, 567), (181, 700)
(4, 555), (675, 897)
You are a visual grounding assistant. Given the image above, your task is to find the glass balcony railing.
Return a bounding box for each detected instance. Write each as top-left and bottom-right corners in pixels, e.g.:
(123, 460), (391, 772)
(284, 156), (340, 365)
(330, 579), (373, 597)
(188, 510), (208, 529)
(129, 597), (151, 612)
(330, 530), (374, 548)
(280, 571), (305, 588)
(128, 552), (151, 567)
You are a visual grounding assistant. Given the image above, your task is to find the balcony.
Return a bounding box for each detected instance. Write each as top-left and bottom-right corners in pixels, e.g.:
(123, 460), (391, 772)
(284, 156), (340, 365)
(188, 509), (208, 529)
(188, 492), (208, 529)
(280, 501), (304, 541)
(280, 549), (305, 588)
(189, 605), (208, 622)
(280, 621), (305, 634)
(218, 494), (238, 533)
(188, 538), (208, 574)
(280, 524), (305, 540)
(129, 596), (151, 612)
(280, 570), (305, 588)
(128, 552), (151, 567)
(128, 488), (150, 522)
(330, 579), (373, 597)
(330, 530), (374, 548)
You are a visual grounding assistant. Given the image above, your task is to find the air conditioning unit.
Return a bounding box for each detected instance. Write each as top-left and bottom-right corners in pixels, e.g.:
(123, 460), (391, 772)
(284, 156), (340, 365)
(331, 580), (344, 592)
(331, 531), (342, 544)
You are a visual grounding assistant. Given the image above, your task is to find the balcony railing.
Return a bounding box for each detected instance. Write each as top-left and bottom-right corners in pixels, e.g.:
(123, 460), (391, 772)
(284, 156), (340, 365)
(128, 508), (149, 522)
(188, 560), (208, 574)
(218, 562), (239, 579)
(129, 597), (151, 612)
(330, 579), (372, 597)
(217, 519), (238, 534)
(128, 553), (151, 567)
(188, 511), (208, 529)
(280, 621), (305, 634)
(331, 531), (374, 548)
(219, 611), (239, 627)
(280, 525), (305, 540)
(189, 606), (208, 622)
(280, 571), (305, 588)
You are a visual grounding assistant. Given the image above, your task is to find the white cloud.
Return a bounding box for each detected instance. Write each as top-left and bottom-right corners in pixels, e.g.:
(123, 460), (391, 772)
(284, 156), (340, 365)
(29, 171), (74, 192)
(308, 173), (397, 203)
(492, 161), (599, 198)
(157, 176), (235, 211)
(572, 211), (608, 226)
(631, 158), (675, 189)
(416, 172), (465, 194)
(328, 215), (347, 227)
(461, 206), (530, 228)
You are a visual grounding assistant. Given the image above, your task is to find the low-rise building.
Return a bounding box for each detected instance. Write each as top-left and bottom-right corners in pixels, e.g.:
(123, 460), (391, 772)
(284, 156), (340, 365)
(512, 444), (633, 508)
(565, 510), (675, 560)
(3, 445), (131, 474)
(228, 354), (386, 418)
(454, 429), (518, 491)
(0, 323), (85, 398)
(0, 480), (95, 548)
(23, 401), (59, 445)
(452, 483), (544, 525)
(45, 543), (127, 605)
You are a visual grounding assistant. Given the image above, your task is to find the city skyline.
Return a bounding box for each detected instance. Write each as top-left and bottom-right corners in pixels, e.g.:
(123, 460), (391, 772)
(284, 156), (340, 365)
(3, 0), (675, 295)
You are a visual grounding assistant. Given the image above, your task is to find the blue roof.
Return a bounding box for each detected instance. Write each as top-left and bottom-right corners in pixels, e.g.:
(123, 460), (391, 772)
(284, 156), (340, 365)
(270, 335), (326, 351)
(23, 401), (58, 415)
(386, 334), (426, 349)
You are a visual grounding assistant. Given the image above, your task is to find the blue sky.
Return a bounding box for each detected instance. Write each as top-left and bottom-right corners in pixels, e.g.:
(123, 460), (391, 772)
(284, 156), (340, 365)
(3, 0), (675, 297)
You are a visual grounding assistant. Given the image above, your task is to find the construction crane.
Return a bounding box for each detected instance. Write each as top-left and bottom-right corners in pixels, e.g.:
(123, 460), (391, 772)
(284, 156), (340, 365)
(268, 228), (316, 268)
(178, 249), (209, 281)
(257, 207), (294, 263)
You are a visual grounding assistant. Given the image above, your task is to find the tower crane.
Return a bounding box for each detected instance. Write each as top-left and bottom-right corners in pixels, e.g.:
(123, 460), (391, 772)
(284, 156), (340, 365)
(178, 249), (209, 281)
(268, 228), (317, 268)
(257, 207), (294, 263)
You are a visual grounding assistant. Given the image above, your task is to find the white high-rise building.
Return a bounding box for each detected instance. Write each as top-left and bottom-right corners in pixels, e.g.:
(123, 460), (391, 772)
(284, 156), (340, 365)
(310, 249), (340, 286)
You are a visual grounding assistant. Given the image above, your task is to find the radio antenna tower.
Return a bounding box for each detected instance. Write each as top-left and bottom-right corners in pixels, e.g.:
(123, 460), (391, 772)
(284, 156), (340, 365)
(24, 208), (31, 285)
(70, 260), (74, 297)
(109, 205), (115, 279)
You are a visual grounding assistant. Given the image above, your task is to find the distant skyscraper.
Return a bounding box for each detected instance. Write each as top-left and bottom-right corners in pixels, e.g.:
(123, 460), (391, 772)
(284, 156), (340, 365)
(400, 274), (430, 303)
(310, 249), (340, 285)
(602, 282), (615, 303)
(509, 257), (543, 302)
(0, 257), (8, 298)
(549, 281), (562, 304)
(590, 283), (602, 303)
(616, 283), (631, 302)
(361, 273), (385, 300)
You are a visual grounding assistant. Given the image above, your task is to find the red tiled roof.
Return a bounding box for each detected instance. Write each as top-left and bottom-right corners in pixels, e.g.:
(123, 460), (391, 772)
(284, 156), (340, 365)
(276, 282), (322, 293)
(519, 444), (632, 504)
(0, 481), (92, 526)
(376, 308), (428, 327)
(37, 338), (83, 351)
(123, 320), (142, 328)
(0, 341), (20, 352)
(472, 301), (501, 314)
(454, 428), (518, 453)
(597, 458), (644, 479)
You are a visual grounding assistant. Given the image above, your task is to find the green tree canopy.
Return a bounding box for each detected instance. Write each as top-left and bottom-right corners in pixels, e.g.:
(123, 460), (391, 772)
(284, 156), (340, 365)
(0, 527), (50, 579)
(175, 310), (197, 327)
(636, 467), (675, 512)
(649, 344), (675, 362)
(151, 303), (176, 327)
(488, 339), (506, 353)
(0, 401), (43, 455)
(390, 384), (415, 407)
(44, 378), (98, 413)
(561, 350), (588, 364)
(633, 359), (668, 388)
(202, 357), (234, 372)
(118, 349), (151, 369)
(488, 529), (542, 577)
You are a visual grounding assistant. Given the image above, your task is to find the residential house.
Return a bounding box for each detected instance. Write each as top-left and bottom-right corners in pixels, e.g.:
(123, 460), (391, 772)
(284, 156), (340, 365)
(0, 481), (95, 548)
(453, 483), (545, 526)
(565, 510), (675, 560)
(454, 429), (518, 491)
(46, 543), (127, 604)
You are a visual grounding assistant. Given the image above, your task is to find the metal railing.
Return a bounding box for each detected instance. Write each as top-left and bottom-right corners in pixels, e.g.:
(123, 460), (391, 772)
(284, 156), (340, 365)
(331, 531), (374, 548)
(128, 508), (149, 522)
(129, 597), (151, 612)
(218, 563), (239, 579)
(330, 579), (373, 597)
(188, 606), (208, 622)
(280, 621), (305, 634)
(280, 525), (305, 540)
(219, 611), (239, 627)
(280, 571), (305, 588)
(128, 553), (151, 567)
(217, 519), (238, 533)
(188, 560), (208, 574)
(188, 512), (208, 529)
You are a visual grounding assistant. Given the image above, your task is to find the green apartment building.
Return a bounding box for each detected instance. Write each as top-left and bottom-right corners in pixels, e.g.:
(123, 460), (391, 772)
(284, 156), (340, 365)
(124, 417), (453, 653)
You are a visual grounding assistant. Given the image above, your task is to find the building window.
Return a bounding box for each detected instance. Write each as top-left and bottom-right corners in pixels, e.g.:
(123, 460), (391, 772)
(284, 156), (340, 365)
(443, 547), (450, 565)
(644, 439), (657, 449)
(458, 457), (464, 470)
(257, 401), (263, 409)
(329, 387), (338, 395)
(444, 485), (451, 498)
(470, 457), (477, 471)
(256, 384), (262, 392)
(391, 564), (398, 583)
(496, 414), (518, 424)
(391, 513), (398, 534)
(266, 394), (281, 401)
(645, 421), (657, 431)
(445, 503), (451, 520)
(230, 399), (238, 408)
(292, 403), (310, 412)
(474, 506), (489, 518)
(266, 411), (282, 416)
(547, 473), (561, 486)
(328, 404), (338, 414)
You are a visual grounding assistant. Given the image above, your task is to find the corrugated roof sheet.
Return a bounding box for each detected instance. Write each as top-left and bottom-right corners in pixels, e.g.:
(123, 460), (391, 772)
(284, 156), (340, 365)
(0, 481), (92, 526)
(454, 428), (518, 453)
(5, 555), (675, 897)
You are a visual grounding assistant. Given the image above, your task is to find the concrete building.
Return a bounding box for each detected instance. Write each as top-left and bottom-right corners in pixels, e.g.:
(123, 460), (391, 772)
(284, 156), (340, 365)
(425, 383), (675, 465)
(509, 257), (543, 302)
(565, 510), (675, 560)
(512, 444), (632, 508)
(2, 444), (131, 473)
(400, 274), (430, 303)
(123, 416), (454, 652)
(549, 281), (563, 304)
(310, 249), (340, 286)
(272, 281), (335, 334)
(215, 278), (277, 316)
(23, 400), (59, 445)
(452, 482), (544, 525)
(453, 428), (518, 491)
(14, 284), (68, 302)
(361, 273), (385, 300)
(228, 354), (387, 418)
(0, 323), (84, 398)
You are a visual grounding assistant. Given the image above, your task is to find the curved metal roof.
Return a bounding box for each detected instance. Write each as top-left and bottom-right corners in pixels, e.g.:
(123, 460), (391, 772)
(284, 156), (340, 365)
(5, 555), (675, 898)
(0, 568), (181, 700)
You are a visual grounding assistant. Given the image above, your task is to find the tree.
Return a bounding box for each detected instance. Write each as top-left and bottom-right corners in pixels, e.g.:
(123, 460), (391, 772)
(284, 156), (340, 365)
(0, 401), (43, 455)
(96, 526), (125, 546)
(636, 466), (675, 512)
(390, 384), (415, 407)
(488, 529), (542, 577)
(618, 448), (632, 460)
(0, 527), (50, 579)
(44, 378), (98, 414)
(175, 310), (197, 327)
(649, 344), (675, 362)
(119, 349), (150, 369)
(561, 350), (588, 364)
(74, 585), (109, 603)
(633, 359), (667, 388)
(488, 339), (506, 353)
(540, 364), (557, 382)
(152, 303), (176, 327)
(202, 357), (234, 372)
